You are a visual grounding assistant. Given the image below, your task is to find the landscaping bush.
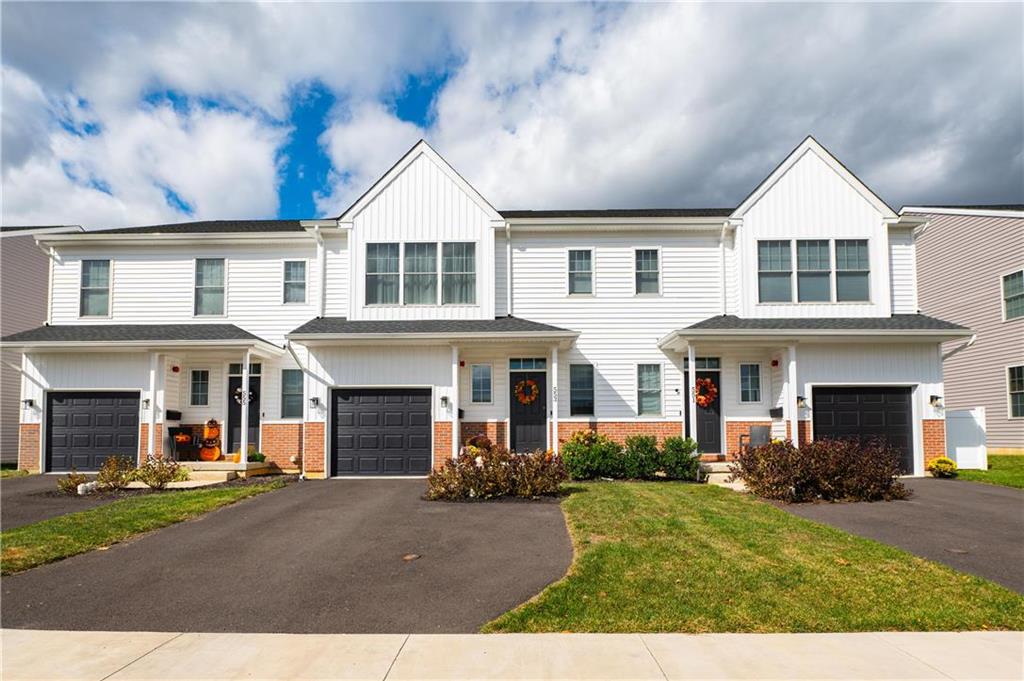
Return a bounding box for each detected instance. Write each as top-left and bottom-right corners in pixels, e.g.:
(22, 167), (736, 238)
(56, 470), (87, 495)
(426, 443), (566, 501)
(96, 456), (135, 491)
(660, 436), (700, 480)
(561, 430), (624, 479)
(136, 455), (182, 490)
(622, 435), (659, 479)
(248, 451), (266, 463)
(171, 466), (191, 482)
(928, 456), (958, 478)
(731, 437), (908, 503)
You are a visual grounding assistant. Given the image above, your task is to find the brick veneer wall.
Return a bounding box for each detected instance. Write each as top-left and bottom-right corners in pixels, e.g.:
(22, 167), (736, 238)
(261, 423), (303, 472)
(302, 422), (325, 477)
(460, 421), (507, 448)
(556, 421), (684, 447)
(139, 423), (163, 460)
(922, 419), (946, 469)
(18, 423), (40, 472)
(434, 421), (452, 470)
(725, 421), (773, 457)
(785, 420), (811, 446)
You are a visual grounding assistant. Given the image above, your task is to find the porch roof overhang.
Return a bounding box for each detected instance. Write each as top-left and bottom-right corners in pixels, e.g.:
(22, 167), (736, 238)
(287, 316), (579, 349)
(0, 324), (284, 356)
(658, 314), (973, 351)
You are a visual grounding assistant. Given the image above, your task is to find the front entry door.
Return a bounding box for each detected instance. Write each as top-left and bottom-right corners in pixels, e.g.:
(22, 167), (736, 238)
(685, 371), (722, 454)
(510, 371), (547, 452)
(227, 376), (261, 454)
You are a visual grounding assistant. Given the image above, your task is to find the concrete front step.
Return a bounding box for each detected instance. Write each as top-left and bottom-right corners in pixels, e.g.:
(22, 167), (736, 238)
(187, 470), (237, 482)
(700, 461), (734, 475)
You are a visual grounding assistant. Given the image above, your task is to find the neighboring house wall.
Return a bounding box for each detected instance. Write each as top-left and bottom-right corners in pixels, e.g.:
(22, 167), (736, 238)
(913, 210), (1024, 451)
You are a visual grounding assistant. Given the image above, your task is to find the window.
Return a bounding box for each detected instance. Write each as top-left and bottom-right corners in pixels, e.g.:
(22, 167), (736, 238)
(835, 239), (870, 302)
(194, 258), (225, 316)
(404, 243), (437, 305)
(1009, 366), (1024, 418)
(79, 259), (110, 316)
(366, 243), (400, 305)
(283, 261), (306, 304)
(684, 357), (721, 370)
(568, 250), (593, 295)
(471, 365), (492, 403)
(190, 370), (209, 407)
(739, 364), (761, 403)
(635, 249), (660, 294)
(1003, 270), (1024, 320)
(570, 364), (595, 416)
(637, 364), (662, 416)
(280, 369), (304, 418)
(442, 242), (476, 304)
(228, 363), (262, 375)
(758, 240), (792, 302)
(797, 240), (831, 302)
(509, 358), (546, 370)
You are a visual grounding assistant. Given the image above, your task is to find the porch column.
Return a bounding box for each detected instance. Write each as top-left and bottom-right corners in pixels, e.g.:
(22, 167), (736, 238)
(550, 344), (559, 454)
(240, 349), (250, 463)
(787, 344), (799, 449)
(451, 345), (459, 458)
(687, 344), (697, 442)
(147, 352), (159, 457)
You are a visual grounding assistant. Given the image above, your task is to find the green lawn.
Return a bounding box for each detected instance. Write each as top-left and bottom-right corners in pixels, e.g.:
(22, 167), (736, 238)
(956, 455), (1024, 489)
(1, 480), (286, 575)
(0, 467), (30, 479)
(485, 482), (1024, 633)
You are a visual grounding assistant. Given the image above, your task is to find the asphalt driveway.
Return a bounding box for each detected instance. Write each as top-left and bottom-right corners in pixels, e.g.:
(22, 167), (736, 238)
(783, 478), (1024, 593)
(1, 479), (572, 633)
(1, 474), (110, 529)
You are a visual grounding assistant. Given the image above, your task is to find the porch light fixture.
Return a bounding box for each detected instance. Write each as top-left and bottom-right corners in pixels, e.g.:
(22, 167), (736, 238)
(930, 395), (944, 408)
(440, 395), (450, 408)
(796, 396), (808, 408)
(21, 398), (34, 409)
(142, 398), (151, 409)
(308, 396), (320, 409)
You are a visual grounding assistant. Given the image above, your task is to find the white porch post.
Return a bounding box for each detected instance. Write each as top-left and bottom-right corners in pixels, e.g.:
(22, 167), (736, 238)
(451, 345), (460, 458)
(147, 352), (159, 457)
(240, 349), (250, 463)
(550, 345), (559, 454)
(787, 344), (799, 448)
(687, 344), (697, 442)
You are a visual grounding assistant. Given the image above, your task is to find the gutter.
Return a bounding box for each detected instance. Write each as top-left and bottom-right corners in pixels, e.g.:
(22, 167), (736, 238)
(0, 338), (285, 355)
(719, 221), (728, 315)
(942, 333), (977, 361)
(657, 326), (975, 349)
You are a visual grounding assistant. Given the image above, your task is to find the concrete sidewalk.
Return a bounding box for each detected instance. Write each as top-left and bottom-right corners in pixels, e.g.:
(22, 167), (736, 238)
(2, 629), (1021, 680)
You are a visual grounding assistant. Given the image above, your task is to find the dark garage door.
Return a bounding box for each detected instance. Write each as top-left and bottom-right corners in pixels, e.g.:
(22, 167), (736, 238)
(812, 386), (913, 473)
(331, 388), (433, 476)
(46, 391), (140, 472)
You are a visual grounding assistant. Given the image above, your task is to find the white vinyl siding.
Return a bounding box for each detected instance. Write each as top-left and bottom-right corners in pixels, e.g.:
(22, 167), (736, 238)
(79, 259), (111, 317)
(194, 258), (225, 316)
(283, 260), (307, 304)
(888, 228), (918, 314)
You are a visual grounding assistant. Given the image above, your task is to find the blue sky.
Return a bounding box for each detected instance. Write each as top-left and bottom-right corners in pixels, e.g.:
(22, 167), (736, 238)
(2, 2), (1021, 229)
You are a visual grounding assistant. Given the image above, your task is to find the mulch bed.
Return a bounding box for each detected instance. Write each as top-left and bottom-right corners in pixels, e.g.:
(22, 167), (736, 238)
(36, 474), (298, 501)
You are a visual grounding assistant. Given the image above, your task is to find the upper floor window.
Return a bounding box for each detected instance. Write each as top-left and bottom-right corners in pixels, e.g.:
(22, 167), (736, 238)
(471, 364), (492, 403)
(366, 243), (400, 305)
(570, 363), (595, 416)
(1009, 366), (1024, 418)
(758, 240), (792, 302)
(280, 369), (304, 419)
(283, 261), (306, 304)
(637, 364), (662, 416)
(568, 249), (593, 295)
(796, 240), (830, 302)
(635, 249), (660, 294)
(189, 369), (209, 406)
(835, 239), (870, 302)
(1003, 270), (1024, 320)
(194, 258), (225, 316)
(79, 259), (110, 317)
(404, 243), (437, 305)
(442, 242), (476, 305)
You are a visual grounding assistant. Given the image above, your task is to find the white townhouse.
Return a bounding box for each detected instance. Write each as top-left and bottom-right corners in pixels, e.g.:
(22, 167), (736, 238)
(2, 136), (970, 478)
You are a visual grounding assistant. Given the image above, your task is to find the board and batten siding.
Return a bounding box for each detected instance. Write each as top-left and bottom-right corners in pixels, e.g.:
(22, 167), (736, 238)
(913, 211), (1024, 450)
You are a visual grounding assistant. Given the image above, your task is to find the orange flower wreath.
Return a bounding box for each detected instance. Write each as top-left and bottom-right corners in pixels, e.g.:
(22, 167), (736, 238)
(694, 377), (718, 408)
(514, 378), (540, 405)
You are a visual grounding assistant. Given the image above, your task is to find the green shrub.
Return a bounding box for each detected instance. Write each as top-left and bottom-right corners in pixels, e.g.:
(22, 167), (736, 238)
(660, 436), (700, 480)
(426, 443), (566, 501)
(56, 470), (87, 495)
(561, 430), (624, 479)
(96, 456), (135, 491)
(248, 451), (266, 463)
(928, 456), (958, 478)
(622, 435), (659, 479)
(136, 455), (181, 490)
(171, 466), (191, 482)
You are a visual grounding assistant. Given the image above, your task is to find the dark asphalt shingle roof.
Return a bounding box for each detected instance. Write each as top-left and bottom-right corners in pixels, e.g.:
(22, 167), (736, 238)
(903, 205), (1024, 212)
(686, 314), (968, 331)
(290, 316), (577, 336)
(1, 324), (270, 344)
(89, 220), (307, 235)
(499, 208), (734, 219)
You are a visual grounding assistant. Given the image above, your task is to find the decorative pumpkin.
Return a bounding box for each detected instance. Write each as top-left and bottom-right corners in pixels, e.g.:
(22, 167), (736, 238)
(199, 444), (221, 461)
(694, 377), (719, 408)
(174, 432), (192, 445)
(203, 419), (221, 440)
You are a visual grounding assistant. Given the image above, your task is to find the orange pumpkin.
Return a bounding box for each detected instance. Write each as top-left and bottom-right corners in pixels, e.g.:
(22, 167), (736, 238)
(199, 445), (221, 461)
(203, 419), (221, 440)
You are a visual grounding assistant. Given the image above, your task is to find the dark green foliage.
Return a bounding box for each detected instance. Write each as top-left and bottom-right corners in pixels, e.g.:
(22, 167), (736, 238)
(561, 430), (624, 480)
(622, 435), (658, 479)
(660, 436), (700, 480)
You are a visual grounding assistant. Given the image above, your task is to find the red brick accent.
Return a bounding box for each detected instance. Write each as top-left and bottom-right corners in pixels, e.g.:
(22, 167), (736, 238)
(260, 423), (303, 472)
(923, 419), (946, 469)
(460, 421), (507, 448)
(18, 423), (40, 472)
(302, 422), (325, 475)
(434, 421), (452, 470)
(725, 421), (773, 457)
(556, 421), (683, 447)
(139, 423), (163, 460)
(784, 420), (812, 447)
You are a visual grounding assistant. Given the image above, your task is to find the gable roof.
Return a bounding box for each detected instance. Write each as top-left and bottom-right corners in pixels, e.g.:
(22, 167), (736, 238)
(337, 140), (503, 223)
(732, 136), (897, 220)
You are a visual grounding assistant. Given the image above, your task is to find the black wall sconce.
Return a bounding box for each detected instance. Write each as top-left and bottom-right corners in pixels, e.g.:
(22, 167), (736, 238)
(930, 395), (944, 408)
(22, 398), (34, 409)
(796, 396), (808, 408)
(309, 396), (320, 409)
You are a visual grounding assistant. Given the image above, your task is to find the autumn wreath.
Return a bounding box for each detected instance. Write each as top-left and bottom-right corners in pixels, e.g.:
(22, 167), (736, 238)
(514, 378), (540, 405)
(694, 377), (718, 408)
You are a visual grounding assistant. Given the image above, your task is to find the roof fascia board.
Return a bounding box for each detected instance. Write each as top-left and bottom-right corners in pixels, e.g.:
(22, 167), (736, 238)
(2, 338), (284, 355)
(901, 206), (1024, 219)
(658, 326), (972, 349)
(36, 233), (309, 245)
(502, 217), (727, 230)
(289, 330), (579, 344)
(0, 225), (83, 238)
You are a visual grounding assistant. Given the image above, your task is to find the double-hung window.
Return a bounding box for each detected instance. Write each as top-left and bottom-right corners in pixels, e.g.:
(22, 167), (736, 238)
(194, 258), (225, 316)
(403, 243), (437, 305)
(570, 364), (595, 416)
(366, 243), (400, 305)
(635, 249), (660, 294)
(442, 242), (476, 304)
(835, 239), (870, 302)
(1003, 270), (1024, 320)
(471, 364), (492, 403)
(80, 259), (110, 317)
(739, 363), (762, 403)
(283, 261), (306, 304)
(637, 364), (662, 416)
(568, 250), (593, 295)
(1009, 366), (1024, 418)
(280, 369), (304, 419)
(796, 240), (831, 302)
(190, 369), (209, 407)
(758, 240), (792, 302)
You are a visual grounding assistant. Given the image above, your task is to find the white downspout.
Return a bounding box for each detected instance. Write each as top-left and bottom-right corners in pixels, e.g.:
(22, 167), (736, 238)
(315, 226), (327, 317)
(451, 345), (460, 458)
(550, 344), (559, 454)
(787, 344), (799, 448)
(942, 334), (977, 361)
(147, 352), (159, 458)
(687, 344), (697, 443)
(505, 222), (513, 316)
(719, 222), (728, 315)
(240, 349), (250, 464)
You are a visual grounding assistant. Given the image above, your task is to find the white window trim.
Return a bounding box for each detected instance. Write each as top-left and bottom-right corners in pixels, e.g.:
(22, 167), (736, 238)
(470, 363), (493, 405)
(441, 241), (478, 307)
(282, 258), (308, 305)
(757, 239), (794, 303)
(738, 362), (764, 404)
(635, 362), (664, 417)
(1008, 364), (1024, 420)
(280, 368), (305, 419)
(566, 247), (595, 297)
(834, 238), (872, 304)
(756, 238), (874, 305)
(364, 242), (402, 307)
(189, 367), (211, 407)
(365, 241), (479, 308)
(79, 258), (113, 319)
(633, 246), (662, 296)
(193, 257), (228, 318)
(795, 239), (832, 304)
(569, 362), (596, 416)
(1001, 268), (1024, 322)
(401, 241), (439, 306)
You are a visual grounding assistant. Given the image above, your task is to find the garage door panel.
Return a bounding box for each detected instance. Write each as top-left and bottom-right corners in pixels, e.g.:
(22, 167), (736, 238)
(331, 387), (432, 476)
(358, 434), (380, 449)
(409, 412), (430, 427)
(336, 456), (355, 472)
(336, 412), (355, 427)
(812, 386), (913, 474)
(407, 456), (431, 474)
(862, 411), (885, 428)
(46, 391), (140, 472)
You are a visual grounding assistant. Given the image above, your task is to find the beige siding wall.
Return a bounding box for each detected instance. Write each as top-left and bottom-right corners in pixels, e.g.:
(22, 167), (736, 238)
(914, 212), (1024, 450)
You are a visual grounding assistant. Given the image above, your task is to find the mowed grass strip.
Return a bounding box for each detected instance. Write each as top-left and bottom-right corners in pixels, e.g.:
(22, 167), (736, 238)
(1, 480), (286, 575)
(956, 455), (1024, 489)
(486, 482), (1024, 633)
